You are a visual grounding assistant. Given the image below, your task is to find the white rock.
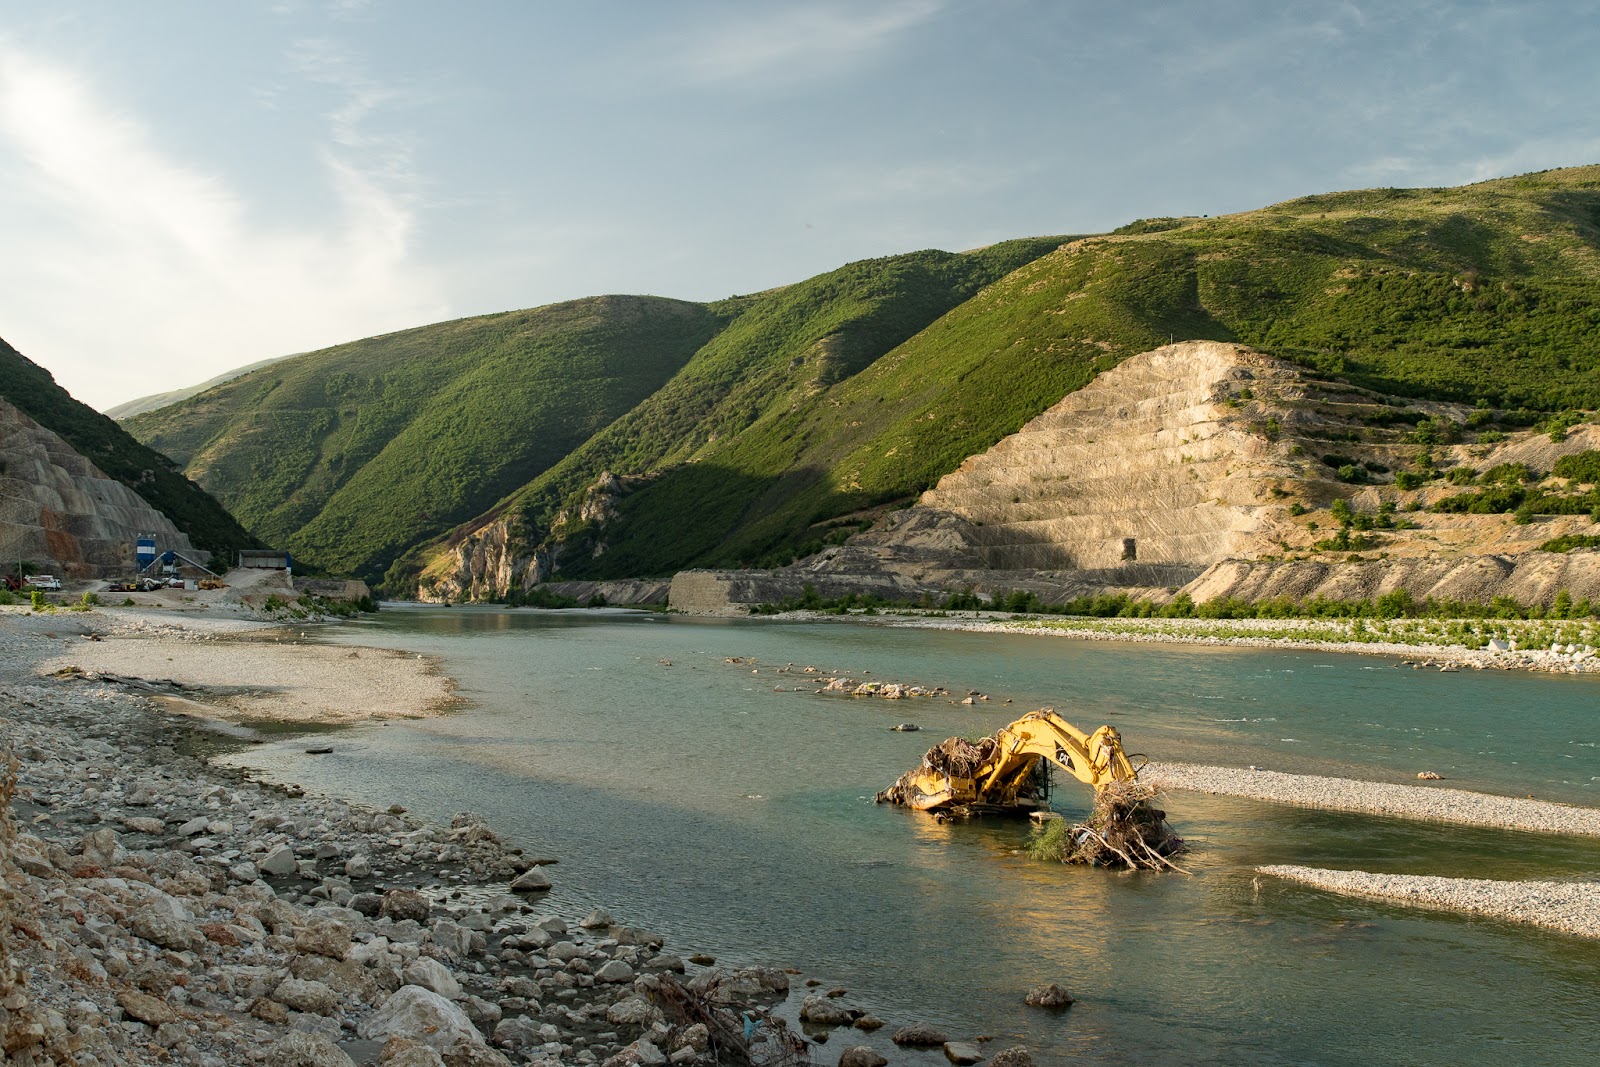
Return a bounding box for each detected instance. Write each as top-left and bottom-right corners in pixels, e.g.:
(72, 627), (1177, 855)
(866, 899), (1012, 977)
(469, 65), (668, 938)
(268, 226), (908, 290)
(360, 985), (483, 1050)
(403, 957), (463, 1000)
(260, 845), (298, 876)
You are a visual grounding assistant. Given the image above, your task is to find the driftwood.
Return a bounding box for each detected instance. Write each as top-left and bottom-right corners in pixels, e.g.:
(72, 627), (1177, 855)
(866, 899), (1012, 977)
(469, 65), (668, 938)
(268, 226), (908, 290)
(654, 974), (812, 1067)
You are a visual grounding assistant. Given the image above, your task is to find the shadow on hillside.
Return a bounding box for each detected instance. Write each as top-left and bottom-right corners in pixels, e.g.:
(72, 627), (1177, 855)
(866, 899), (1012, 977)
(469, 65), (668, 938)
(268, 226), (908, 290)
(557, 461), (869, 579)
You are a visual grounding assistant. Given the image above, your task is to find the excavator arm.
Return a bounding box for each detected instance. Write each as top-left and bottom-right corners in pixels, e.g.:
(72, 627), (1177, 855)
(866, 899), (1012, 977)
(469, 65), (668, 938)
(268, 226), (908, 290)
(876, 710), (1139, 814)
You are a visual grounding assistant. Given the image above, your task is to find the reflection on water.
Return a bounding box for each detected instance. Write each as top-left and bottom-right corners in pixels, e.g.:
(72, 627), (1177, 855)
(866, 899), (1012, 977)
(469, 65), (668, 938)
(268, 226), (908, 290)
(222, 608), (1600, 1066)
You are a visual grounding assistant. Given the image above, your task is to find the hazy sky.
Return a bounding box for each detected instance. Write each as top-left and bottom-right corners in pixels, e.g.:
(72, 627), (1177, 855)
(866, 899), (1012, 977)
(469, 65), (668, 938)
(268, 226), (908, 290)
(2, 1), (1597, 410)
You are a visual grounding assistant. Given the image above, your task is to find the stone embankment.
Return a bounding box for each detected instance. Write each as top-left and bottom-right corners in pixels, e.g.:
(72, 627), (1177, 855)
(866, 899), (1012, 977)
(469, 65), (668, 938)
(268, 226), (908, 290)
(1, 613), (1031, 1067)
(1260, 867), (1600, 939)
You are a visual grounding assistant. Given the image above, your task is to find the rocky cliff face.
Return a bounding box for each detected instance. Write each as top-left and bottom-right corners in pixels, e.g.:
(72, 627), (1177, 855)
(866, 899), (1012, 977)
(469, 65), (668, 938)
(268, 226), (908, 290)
(421, 516), (549, 603)
(0, 398), (199, 578)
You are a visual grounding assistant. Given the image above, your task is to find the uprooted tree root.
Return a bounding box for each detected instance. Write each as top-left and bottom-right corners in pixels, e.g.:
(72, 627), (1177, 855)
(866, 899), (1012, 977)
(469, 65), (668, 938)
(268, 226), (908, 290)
(1027, 780), (1189, 873)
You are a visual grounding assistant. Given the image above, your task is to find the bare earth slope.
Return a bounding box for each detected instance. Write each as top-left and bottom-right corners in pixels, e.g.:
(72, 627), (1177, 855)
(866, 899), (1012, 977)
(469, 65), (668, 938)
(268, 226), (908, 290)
(670, 341), (1600, 612)
(0, 397), (199, 577)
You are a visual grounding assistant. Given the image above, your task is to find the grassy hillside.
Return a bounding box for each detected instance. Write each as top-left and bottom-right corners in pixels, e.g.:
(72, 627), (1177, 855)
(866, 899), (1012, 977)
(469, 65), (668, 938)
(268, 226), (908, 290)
(396, 238), (1070, 589)
(126, 296), (725, 580)
(104, 356), (290, 420)
(416, 166), (1600, 587)
(0, 337), (260, 559)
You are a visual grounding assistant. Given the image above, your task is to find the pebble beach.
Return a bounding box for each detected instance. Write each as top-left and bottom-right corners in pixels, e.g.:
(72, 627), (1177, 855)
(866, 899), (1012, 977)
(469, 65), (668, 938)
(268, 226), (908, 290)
(1, 607), (992, 1067)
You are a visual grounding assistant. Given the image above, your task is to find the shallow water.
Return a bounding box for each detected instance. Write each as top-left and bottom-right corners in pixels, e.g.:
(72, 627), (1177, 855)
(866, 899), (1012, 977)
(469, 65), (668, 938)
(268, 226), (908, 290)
(223, 608), (1600, 1065)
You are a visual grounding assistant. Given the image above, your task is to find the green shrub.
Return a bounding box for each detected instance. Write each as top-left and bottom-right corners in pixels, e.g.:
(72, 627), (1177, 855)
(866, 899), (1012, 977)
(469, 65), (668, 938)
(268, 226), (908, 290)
(1540, 534), (1600, 553)
(1394, 470), (1425, 490)
(1554, 450), (1600, 485)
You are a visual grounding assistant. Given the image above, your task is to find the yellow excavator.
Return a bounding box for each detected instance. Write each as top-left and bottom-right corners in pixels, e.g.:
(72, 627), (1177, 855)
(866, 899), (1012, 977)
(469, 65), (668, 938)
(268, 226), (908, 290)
(875, 709), (1139, 813)
(877, 710), (1183, 869)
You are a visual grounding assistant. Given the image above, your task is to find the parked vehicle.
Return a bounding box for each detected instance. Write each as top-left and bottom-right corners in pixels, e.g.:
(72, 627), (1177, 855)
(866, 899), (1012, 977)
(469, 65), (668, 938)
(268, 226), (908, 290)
(25, 575), (62, 591)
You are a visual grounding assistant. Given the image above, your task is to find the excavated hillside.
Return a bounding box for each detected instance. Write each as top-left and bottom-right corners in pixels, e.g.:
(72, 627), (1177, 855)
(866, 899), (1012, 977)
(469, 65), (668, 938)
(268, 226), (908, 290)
(0, 397), (198, 578)
(669, 342), (1600, 612)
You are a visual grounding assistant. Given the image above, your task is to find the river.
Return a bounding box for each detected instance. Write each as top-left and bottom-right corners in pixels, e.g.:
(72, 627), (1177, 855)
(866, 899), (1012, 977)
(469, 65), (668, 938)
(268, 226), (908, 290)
(221, 607), (1600, 1066)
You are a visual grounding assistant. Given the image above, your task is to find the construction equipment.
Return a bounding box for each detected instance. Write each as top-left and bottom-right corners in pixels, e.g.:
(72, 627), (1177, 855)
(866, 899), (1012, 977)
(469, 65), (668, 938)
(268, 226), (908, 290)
(875, 709), (1138, 813)
(877, 709), (1185, 870)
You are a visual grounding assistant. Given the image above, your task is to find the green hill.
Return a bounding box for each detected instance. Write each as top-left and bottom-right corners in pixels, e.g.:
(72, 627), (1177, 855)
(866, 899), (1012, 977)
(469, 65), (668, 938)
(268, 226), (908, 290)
(125, 296), (726, 581)
(0, 337), (260, 559)
(124, 166), (1600, 594)
(405, 166), (1600, 591)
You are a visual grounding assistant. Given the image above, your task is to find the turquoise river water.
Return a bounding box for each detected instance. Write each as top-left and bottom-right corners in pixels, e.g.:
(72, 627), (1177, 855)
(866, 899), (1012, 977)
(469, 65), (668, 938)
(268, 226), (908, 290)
(220, 607), (1600, 1066)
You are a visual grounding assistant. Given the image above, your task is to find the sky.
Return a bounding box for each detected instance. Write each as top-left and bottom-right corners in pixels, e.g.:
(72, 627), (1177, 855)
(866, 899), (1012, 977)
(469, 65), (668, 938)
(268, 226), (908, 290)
(1, 1), (1598, 411)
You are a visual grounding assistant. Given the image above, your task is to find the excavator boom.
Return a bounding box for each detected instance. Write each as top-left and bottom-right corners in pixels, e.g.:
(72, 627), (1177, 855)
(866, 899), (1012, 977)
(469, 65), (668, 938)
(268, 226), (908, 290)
(876, 710), (1139, 814)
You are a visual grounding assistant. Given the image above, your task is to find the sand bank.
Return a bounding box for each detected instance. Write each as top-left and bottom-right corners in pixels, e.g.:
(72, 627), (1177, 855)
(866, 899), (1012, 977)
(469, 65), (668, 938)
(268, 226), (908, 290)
(1261, 865), (1600, 939)
(26, 608), (453, 723)
(1147, 761), (1600, 837)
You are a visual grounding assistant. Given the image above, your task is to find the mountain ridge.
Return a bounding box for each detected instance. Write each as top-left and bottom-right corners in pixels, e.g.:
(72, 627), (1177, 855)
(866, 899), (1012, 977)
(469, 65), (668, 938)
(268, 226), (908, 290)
(117, 165), (1600, 598)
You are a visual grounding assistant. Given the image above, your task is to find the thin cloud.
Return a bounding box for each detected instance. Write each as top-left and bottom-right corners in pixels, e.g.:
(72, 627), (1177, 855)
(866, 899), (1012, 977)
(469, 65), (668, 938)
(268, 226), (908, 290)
(663, 0), (944, 86)
(0, 38), (446, 409)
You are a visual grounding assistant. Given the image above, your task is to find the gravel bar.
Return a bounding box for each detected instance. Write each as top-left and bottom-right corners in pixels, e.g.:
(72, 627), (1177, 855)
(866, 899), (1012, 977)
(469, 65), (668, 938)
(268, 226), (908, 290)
(1146, 761), (1600, 837)
(1260, 866), (1600, 938)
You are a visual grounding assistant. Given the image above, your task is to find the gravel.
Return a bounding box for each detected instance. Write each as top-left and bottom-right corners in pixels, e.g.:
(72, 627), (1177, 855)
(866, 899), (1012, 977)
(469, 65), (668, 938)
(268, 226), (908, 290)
(1260, 866), (1600, 939)
(1147, 761), (1600, 837)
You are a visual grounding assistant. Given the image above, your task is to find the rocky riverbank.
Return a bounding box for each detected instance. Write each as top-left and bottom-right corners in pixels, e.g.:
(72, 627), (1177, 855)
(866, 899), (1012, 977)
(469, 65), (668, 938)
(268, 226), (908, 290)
(0, 609), (1039, 1067)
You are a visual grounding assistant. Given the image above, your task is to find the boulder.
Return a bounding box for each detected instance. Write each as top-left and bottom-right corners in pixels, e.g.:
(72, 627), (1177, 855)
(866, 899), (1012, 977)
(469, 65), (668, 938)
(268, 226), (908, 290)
(594, 960), (635, 984)
(80, 827), (122, 867)
(295, 918), (353, 961)
(404, 958), (463, 1000)
(606, 995), (664, 1027)
(987, 1048), (1035, 1067)
(381, 1042), (447, 1067)
(838, 1047), (888, 1067)
(800, 995), (856, 1027)
(123, 816), (166, 835)
(273, 977), (340, 1016)
(440, 1044), (513, 1067)
(265, 1031), (358, 1067)
(129, 907), (206, 953)
(580, 906), (613, 928)
(115, 989), (176, 1026)
(431, 918), (475, 960)
(944, 1041), (985, 1064)
(1023, 983), (1073, 1009)
(260, 845), (299, 877)
(491, 1016), (542, 1049)
(509, 868), (551, 893)
(892, 1024), (949, 1047)
(381, 888), (432, 923)
(361, 986), (484, 1051)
